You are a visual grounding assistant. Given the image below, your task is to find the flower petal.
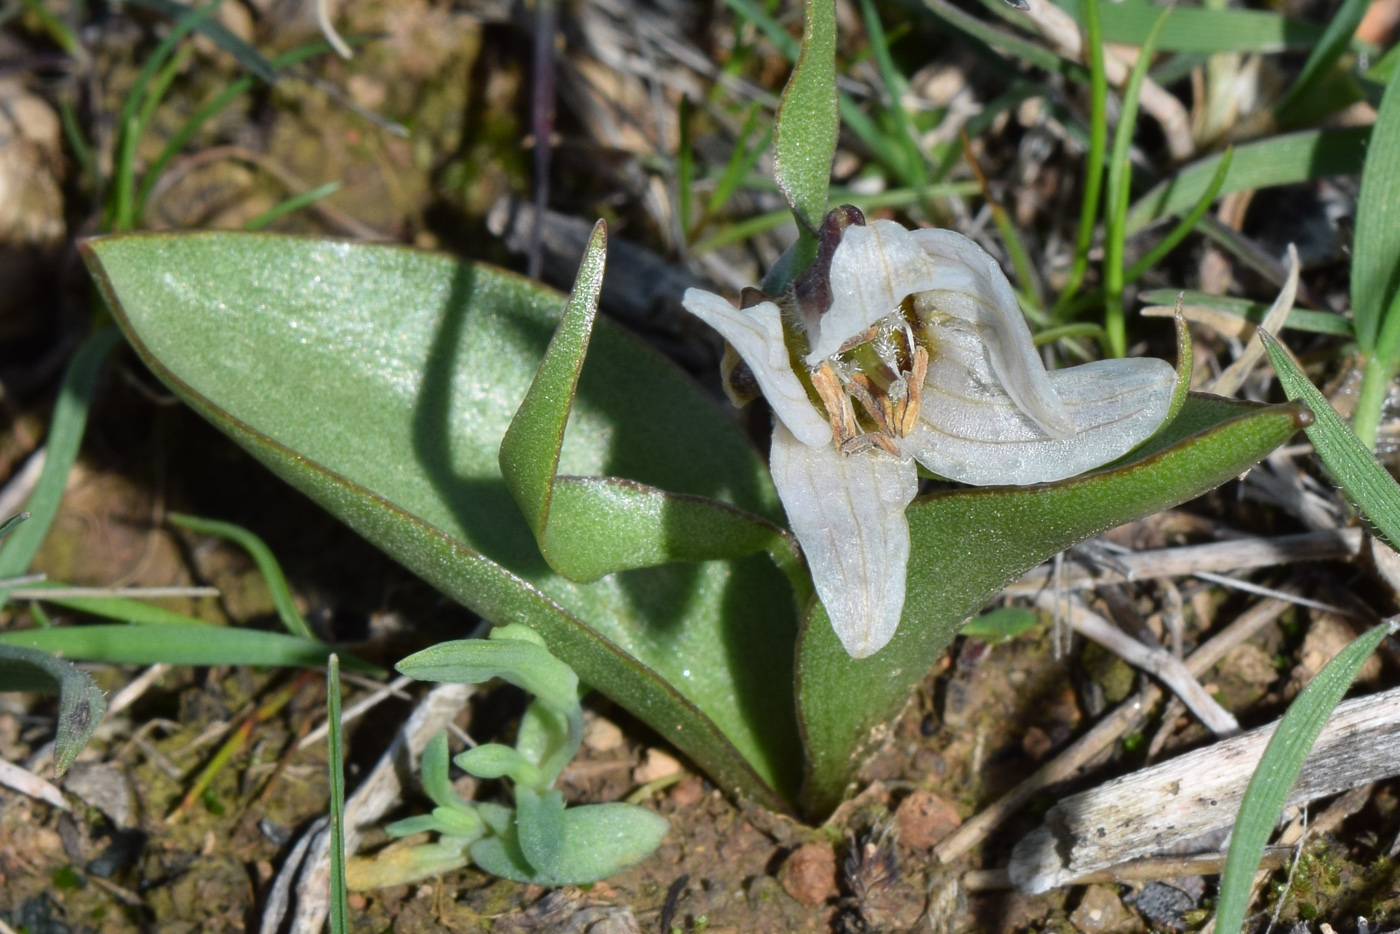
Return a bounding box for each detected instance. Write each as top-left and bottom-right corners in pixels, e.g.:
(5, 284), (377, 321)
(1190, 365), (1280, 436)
(909, 229), (1074, 438)
(681, 289), (832, 447)
(769, 421), (918, 659)
(901, 333), (1177, 485)
(809, 219), (976, 364)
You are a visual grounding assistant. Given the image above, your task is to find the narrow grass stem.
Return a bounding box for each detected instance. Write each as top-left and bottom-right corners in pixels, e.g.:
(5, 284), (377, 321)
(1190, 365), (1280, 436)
(1052, 0), (1107, 319)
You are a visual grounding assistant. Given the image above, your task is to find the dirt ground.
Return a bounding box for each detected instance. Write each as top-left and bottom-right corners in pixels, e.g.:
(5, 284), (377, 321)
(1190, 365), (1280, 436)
(3, 0), (1400, 932)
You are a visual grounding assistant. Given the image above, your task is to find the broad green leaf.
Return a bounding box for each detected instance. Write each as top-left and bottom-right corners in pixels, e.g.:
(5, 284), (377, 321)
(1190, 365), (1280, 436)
(455, 743), (543, 787)
(431, 806), (485, 837)
(0, 330), (120, 599)
(1138, 290), (1353, 338)
(773, 0), (837, 233)
(1351, 62), (1400, 356)
(327, 655), (349, 934)
(83, 229), (804, 811)
(498, 222), (805, 589)
(0, 644), (106, 776)
(1053, 0), (1322, 52)
(1273, 0), (1369, 122)
(1126, 128), (1369, 235)
(0, 623), (376, 670)
(168, 513), (314, 638)
(1214, 621), (1392, 934)
(469, 802), (669, 885)
(796, 395), (1310, 816)
(515, 787), (567, 876)
(1262, 332), (1400, 550)
(398, 639), (579, 714)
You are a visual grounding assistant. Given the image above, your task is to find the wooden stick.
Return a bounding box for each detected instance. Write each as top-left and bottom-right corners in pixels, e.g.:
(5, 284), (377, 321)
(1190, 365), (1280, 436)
(1009, 685), (1400, 893)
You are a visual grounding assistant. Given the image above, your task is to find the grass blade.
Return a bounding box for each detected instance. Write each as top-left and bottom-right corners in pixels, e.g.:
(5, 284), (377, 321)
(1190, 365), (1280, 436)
(168, 513), (314, 638)
(1125, 147), (1232, 285)
(1126, 128), (1369, 234)
(1273, 0), (1369, 121)
(0, 513), (28, 540)
(1052, 0), (1107, 316)
(0, 623), (380, 671)
(1261, 331), (1400, 550)
(242, 181), (342, 232)
(1214, 620), (1392, 934)
(1139, 290), (1352, 337)
(125, 0), (277, 83)
(1103, 6), (1171, 357)
(0, 330), (119, 599)
(327, 654), (349, 934)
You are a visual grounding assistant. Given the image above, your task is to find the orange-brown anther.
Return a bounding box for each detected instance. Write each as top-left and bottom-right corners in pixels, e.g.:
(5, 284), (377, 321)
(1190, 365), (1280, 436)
(846, 374), (894, 436)
(901, 345), (929, 437)
(813, 363), (860, 444)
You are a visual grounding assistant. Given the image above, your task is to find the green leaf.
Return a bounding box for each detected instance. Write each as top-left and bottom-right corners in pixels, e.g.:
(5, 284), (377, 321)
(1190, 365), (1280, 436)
(430, 805), (484, 838)
(773, 0), (837, 233)
(1273, 0), (1369, 122)
(796, 395), (1311, 816)
(0, 330), (120, 599)
(383, 814), (444, 837)
(168, 513), (313, 638)
(1126, 128), (1369, 235)
(0, 644), (106, 776)
(469, 802), (669, 885)
(515, 787), (567, 876)
(0, 513), (28, 540)
(1052, 0), (1322, 53)
(1262, 332), (1400, 550)
(1214, 621), (1392, 934)
(84, 231), (803, 811)
(398, 638), (579, 714)
(498, 222), (804, 588)
(454, 743), (543, 787)
(0, 623), (376, 670)
(960, 606), (1038, 644)
(1351, 63), (1400, 357)
(516, 700), (576, 788)
(419, 732), (465, 812)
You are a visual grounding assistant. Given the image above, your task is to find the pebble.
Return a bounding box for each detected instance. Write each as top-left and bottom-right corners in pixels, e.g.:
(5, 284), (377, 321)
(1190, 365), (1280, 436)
(1072, 884), (1136, 934)
(778, 841), (837, 905)
(633, 748), (681, 784)
(895, 790), (962, 849)
(584, 717), (625, 752)
(63, 761), (134, 828)
(670, 775), (705, 807)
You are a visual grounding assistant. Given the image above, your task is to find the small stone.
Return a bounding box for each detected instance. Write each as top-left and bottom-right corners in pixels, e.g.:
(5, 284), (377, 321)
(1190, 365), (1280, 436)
(1022, 726), (1053, 761)
(778, 841), (837, 905)
(584, 717), (625, 752)
(895, 790), (962, 849)
(671, 775), (705, 807)
(347, 893), (367, 911)
(1071, 884), (1135, 934)
(633, 748), (681, 784)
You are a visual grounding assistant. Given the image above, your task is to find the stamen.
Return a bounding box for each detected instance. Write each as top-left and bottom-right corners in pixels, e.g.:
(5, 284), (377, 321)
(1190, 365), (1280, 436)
(846, 374), (895, 436)
(837, 325), (880, 354)
(813, 363), (861, 445)
(901, 344), (929, 437)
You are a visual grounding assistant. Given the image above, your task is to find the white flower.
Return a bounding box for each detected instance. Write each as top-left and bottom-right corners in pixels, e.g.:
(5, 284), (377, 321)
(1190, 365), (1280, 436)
(683, 211), (1177, 659)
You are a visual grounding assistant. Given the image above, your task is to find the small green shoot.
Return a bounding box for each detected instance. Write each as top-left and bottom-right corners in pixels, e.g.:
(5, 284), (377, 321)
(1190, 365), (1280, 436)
(961, 606), (1039, 644)
(359, 624), (668, 887)
(243, 182), (342, 233)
